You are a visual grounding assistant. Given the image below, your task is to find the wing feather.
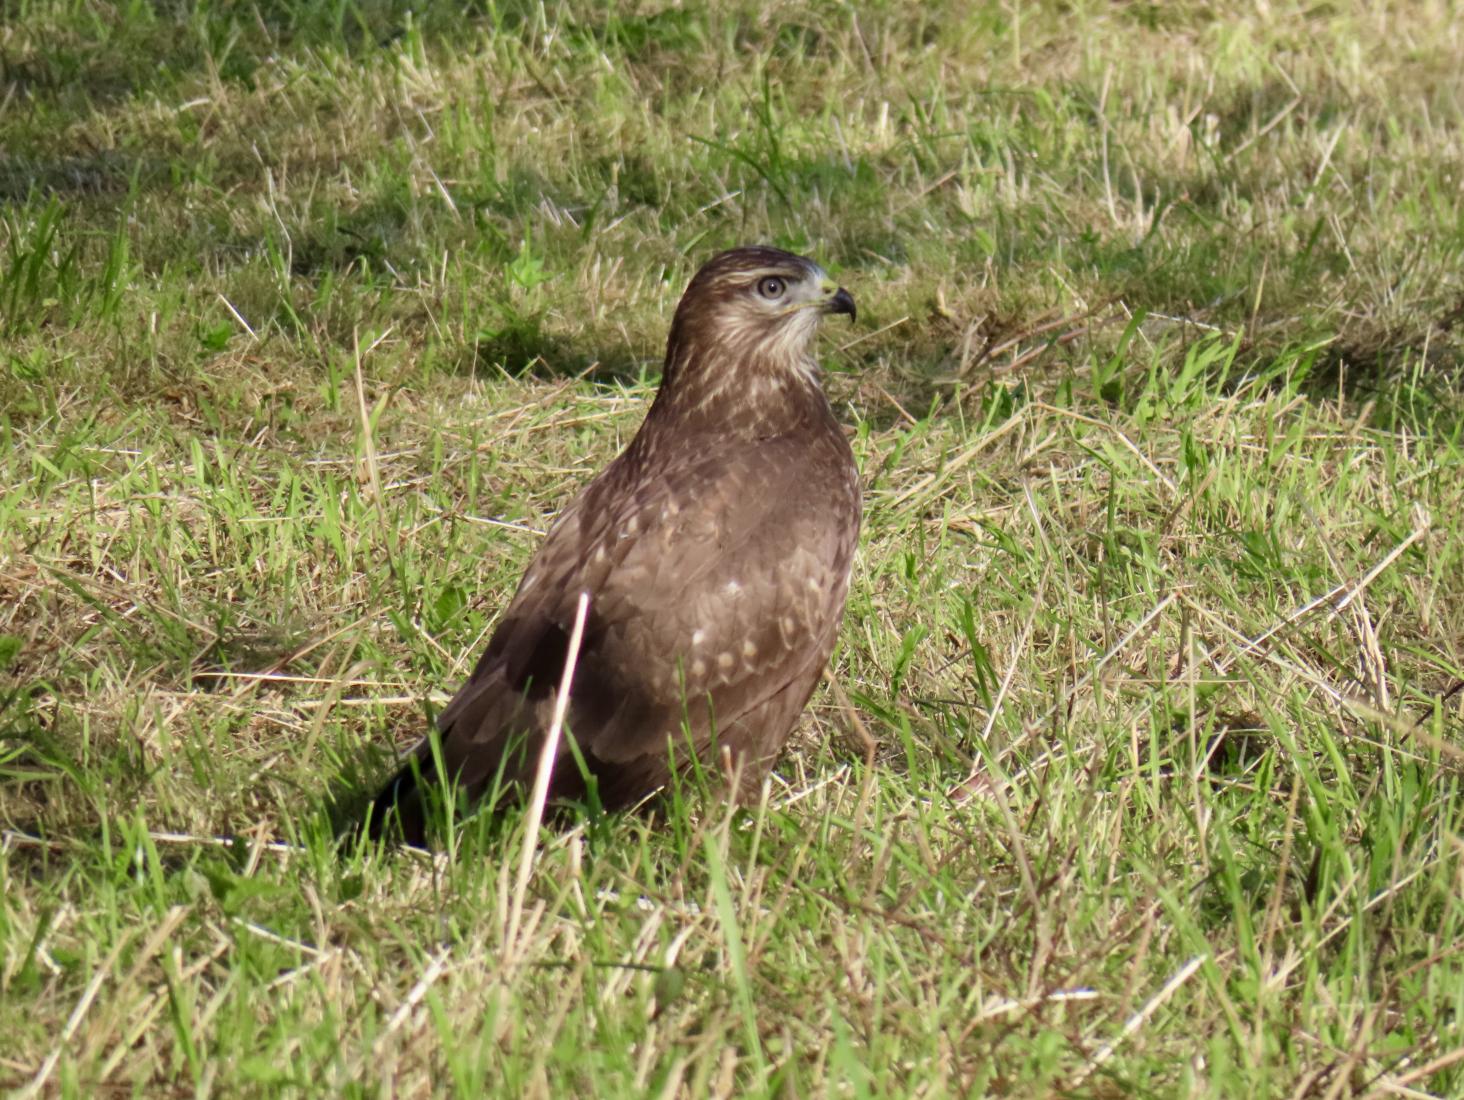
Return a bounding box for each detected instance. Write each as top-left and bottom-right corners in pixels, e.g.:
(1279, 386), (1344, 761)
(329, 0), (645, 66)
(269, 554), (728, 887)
(424, 428), (858, 804)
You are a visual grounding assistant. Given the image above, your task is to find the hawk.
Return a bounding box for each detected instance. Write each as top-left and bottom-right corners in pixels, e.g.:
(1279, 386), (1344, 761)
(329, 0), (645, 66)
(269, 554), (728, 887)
(367, 246), (860, 846)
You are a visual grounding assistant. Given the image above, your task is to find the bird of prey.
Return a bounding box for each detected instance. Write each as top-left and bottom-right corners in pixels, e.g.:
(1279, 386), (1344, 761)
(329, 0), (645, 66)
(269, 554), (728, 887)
(367, 245), (860, 846)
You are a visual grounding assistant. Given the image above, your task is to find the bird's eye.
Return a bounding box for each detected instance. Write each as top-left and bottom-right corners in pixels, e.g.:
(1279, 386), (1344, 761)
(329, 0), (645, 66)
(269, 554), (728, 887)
(757, 276), (785, 299)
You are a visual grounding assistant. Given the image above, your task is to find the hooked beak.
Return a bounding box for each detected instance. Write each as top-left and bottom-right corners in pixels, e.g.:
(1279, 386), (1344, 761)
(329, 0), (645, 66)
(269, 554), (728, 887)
(823, 285), (857, 323)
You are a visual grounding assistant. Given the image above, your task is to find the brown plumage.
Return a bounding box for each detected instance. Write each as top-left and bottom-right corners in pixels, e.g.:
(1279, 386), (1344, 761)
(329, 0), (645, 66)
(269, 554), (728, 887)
(367, 246), (861, 846)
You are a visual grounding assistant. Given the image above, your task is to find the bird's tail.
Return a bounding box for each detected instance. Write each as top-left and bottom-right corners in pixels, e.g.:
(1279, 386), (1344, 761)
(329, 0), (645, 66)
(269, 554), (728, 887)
(360, 753), (433, 848)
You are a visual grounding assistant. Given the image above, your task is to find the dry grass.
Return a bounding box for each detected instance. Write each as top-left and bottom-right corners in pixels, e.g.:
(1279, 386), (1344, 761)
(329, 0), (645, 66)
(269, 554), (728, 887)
(3, 1), (1464, 1096)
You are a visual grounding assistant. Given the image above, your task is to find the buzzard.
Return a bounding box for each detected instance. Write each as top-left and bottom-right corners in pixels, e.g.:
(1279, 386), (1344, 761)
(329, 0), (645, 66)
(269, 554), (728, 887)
(367, 246), (860, 846)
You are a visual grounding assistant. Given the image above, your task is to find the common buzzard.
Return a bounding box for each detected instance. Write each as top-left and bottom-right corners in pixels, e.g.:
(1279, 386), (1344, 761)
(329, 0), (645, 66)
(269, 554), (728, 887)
(367, 246), (861, 846)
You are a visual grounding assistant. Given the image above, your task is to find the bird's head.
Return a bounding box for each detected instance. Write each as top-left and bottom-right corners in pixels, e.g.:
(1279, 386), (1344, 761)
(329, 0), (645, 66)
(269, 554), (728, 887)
(659, 246), (856, 417)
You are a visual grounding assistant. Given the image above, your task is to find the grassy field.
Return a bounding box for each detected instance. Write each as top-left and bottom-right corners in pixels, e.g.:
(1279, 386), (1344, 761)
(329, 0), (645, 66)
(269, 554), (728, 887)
(3, 0), (1464, 1095)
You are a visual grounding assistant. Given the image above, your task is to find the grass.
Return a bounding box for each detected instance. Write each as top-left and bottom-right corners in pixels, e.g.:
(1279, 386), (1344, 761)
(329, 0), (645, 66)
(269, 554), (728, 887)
(3, 0), (1464, 1094)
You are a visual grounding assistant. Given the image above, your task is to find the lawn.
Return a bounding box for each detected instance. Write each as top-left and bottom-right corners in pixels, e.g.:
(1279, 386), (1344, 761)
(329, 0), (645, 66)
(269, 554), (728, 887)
(3, 1), (1463, 1095)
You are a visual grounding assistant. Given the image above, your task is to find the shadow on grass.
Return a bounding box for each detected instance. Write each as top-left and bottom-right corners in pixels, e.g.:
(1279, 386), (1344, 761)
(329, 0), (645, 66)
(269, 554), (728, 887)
(0, 152), (166, 203)
(1308, 328), (1464, 432)
(0, 688), (152, 843)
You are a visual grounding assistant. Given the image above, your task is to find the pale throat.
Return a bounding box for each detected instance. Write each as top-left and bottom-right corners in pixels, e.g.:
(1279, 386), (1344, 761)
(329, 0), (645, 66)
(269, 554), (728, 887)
(656, 325), (826, 430)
